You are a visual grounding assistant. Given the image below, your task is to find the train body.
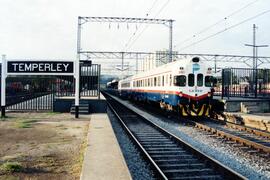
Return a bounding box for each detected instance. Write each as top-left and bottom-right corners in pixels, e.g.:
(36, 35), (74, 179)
(112, 57), (224, 116)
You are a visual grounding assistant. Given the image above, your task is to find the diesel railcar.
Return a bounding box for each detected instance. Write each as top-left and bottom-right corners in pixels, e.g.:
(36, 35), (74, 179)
(118, 57), (224, 116)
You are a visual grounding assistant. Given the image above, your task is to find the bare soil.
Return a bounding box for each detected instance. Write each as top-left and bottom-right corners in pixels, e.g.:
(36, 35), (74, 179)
(0, 112), (90, 180)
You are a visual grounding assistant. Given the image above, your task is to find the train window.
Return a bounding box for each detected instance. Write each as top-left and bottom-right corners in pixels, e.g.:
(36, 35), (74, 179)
(162, 76), (164, 86)
(169, 74), (172, 86)
(166, 75), (168, 85)
(158, 76), (160, 86)
(154, 77), (157, 86)
(174, 76), (186, 87)
(205, 76), (213, 87)
(188, 74), (194, 87)
(197, 74), (203, 87)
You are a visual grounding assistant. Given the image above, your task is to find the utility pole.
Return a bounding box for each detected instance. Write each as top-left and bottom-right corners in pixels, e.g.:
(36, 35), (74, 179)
(245, 24), (268, 98)
(245, 24), (268, 69)
(169, 19), (173, 62)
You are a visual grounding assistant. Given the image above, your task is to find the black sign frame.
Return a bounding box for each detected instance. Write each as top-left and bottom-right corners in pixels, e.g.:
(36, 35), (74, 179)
(7, 61), (74, 74)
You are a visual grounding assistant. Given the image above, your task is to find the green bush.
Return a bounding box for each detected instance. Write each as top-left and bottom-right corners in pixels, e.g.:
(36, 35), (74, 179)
(0, 162), (23, 173)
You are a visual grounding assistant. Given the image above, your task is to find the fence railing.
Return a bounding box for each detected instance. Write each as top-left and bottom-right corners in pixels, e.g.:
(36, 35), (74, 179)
(218, 68), (270, 99)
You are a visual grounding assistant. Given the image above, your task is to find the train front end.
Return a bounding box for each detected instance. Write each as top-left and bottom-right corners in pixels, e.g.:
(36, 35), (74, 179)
(174, 57), (223, 116)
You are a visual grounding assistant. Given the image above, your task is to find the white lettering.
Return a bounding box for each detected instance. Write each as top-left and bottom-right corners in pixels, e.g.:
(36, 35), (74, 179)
(39, 63), (44, 71)
(51, 64), (56, 71)
(63, 64), (69, 72)
(44, 63), (50, 71)
(19, 63), (24, 71)
(32, 64), (38, 70)
(8, 62), (73, 73)
(57, 64), (62, 71)
(12, 63), (18, 71)
(25, 64), (31, 71)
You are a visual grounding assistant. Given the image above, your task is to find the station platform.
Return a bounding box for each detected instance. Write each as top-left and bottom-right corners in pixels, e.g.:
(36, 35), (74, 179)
(214, 96), (270, 113)
(80, 113), (131, 180)
(214, 96), (270, 101)
(223, 112), (270, 132)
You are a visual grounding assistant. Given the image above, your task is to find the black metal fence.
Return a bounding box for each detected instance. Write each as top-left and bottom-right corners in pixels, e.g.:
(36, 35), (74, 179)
(5, 76), (56, 111)
(217, 68), (270, 99)
(80, 64), (100, 97)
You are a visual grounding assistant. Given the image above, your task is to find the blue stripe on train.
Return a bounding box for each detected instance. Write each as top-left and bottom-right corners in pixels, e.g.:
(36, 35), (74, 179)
(120, 90), (180, 106)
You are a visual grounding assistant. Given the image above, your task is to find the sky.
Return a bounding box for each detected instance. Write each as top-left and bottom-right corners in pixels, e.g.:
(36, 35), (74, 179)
(0, 0), (269, 72)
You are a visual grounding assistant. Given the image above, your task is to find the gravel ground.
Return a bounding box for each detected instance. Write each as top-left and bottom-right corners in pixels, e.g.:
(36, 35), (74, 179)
(110, 95), (270, 180)
(177, 125), (270, 178)
(107, 108), (155, 180)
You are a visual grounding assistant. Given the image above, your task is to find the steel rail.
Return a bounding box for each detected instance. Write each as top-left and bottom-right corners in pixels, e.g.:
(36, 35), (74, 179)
(104, 92), (246, 179)
(106, 95), (168, 179)
(190, 120), (270, 154)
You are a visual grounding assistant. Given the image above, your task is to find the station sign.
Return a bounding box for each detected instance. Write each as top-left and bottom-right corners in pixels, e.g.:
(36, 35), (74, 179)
(7, 61), (74, 74)
(1, 56), (80, 118)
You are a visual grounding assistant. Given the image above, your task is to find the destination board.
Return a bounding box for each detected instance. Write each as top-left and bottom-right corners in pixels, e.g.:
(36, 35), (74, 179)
(7, 61), (74, 74)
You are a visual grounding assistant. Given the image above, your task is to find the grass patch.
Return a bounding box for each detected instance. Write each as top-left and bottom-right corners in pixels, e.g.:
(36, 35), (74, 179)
(15, 120), (38, 128)
(0, 162), (23, 173)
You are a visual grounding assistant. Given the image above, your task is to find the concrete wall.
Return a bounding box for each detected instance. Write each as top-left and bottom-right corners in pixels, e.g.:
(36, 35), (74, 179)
(225, 100), (270, 112)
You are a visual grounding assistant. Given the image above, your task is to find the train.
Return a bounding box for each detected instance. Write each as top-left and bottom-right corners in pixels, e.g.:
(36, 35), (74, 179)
(107, 57), (224, 117)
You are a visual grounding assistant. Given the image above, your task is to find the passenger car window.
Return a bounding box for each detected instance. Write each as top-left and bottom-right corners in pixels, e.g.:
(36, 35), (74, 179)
(197, 74), (203, 87)
(188, 74), (194, 87)
(174, 76), (186, 87)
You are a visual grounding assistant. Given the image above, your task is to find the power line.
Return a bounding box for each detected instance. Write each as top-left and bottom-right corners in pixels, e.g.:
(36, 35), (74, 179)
(177, 9), (270, 51)
(125, 0), (171, 51)
(174, 0), (261, 48)
(123, 0), (159, 50)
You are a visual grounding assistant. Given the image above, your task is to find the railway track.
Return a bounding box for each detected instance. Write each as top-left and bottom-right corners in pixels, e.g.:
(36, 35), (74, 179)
(104, 93), (245, 179)
(125, 95), (270, 155)
(190, 119), (270, 154)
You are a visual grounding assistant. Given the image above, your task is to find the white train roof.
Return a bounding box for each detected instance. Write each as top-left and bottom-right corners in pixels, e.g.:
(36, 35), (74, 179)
(119, 57), (211, 82)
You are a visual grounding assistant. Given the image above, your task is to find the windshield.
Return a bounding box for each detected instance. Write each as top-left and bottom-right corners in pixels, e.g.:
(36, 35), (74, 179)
(197, 74), (203, 87)
(188, 74), (194, 87)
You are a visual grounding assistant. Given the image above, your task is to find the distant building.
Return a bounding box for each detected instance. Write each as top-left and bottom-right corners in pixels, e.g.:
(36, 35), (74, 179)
(139, 50), (178, 72)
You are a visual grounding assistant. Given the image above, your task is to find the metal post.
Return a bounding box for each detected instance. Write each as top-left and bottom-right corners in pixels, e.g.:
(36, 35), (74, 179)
(98, 64), (101, 100)
(253, 24), (256, 70)
(244, 24), (268, 98)
(221, 69), (224, 99)
(1, 55), (6, 118)
(121, 52), (124, 78)
(136, 53), (138, 74)
(169, 20), (173, 62)
(214, 55), (217, 73)
(255, 47), (258, 98)
(75, 57), (80, 118)
(75, 17), (82, 118)
(77, 17), (82, 59)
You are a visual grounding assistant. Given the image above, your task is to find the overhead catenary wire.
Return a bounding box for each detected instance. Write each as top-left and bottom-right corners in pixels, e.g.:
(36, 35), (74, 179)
(174, 0), (261, 48)
(123, 0), (159, 50)
(177, 9), (270, 51)
(124, 0), (171, 51)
